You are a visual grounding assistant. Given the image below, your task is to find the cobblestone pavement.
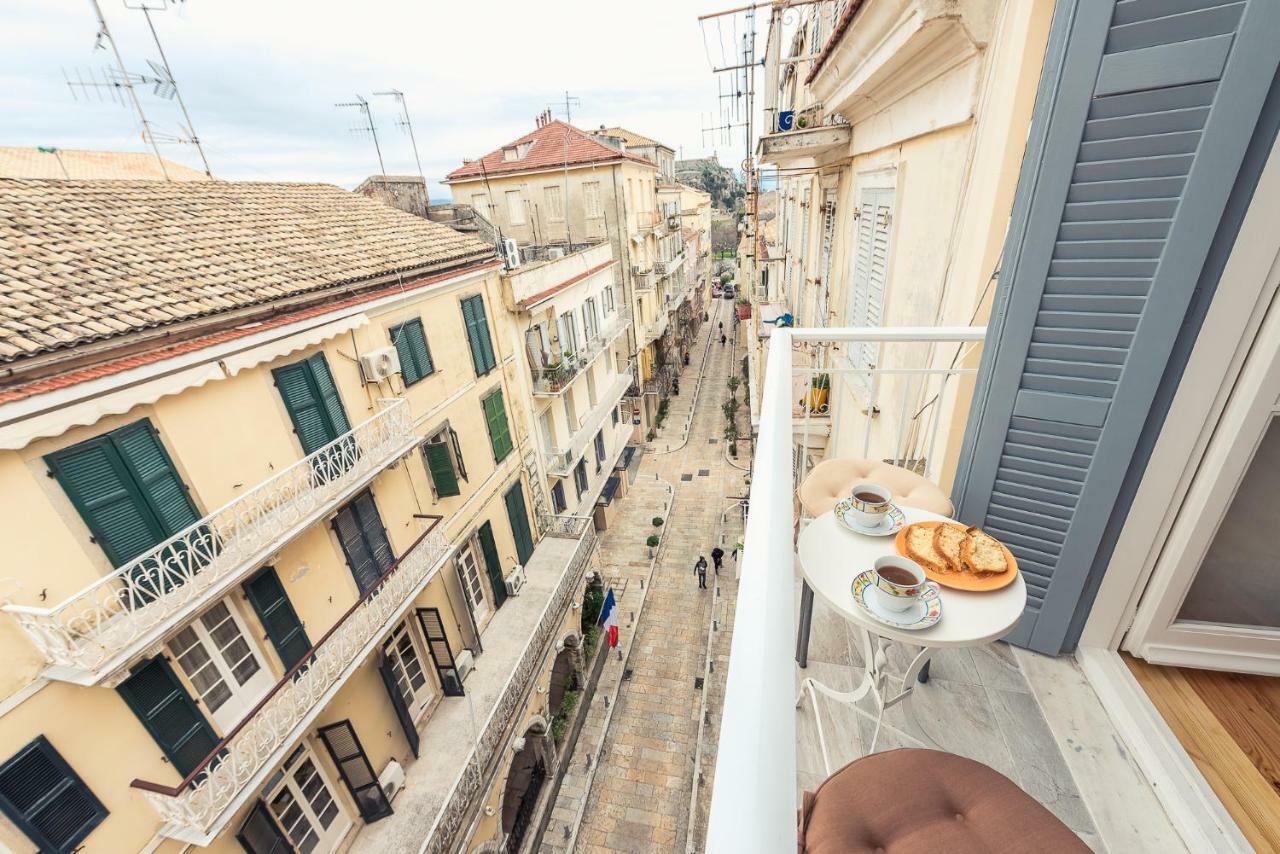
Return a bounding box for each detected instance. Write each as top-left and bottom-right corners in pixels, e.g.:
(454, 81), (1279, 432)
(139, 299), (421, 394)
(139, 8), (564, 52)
(540, 299), (748, 854)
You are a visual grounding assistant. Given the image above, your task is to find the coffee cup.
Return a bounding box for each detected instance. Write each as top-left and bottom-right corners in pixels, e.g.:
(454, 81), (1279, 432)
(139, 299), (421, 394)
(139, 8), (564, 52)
(848, 482), (892, 529)
(872, 556), (929, 613)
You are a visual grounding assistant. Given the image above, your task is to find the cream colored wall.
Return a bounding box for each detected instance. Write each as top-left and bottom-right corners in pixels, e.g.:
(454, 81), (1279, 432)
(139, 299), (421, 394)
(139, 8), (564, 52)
(0, 265), (547, 852)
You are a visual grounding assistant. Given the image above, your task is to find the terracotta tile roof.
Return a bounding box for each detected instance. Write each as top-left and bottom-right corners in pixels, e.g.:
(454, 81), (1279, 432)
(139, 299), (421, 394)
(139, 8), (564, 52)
(445, 121), (653, 182)
(595, 127), (668, 150)
(0, 179), (495, 363)
(0, 147), (209, 181)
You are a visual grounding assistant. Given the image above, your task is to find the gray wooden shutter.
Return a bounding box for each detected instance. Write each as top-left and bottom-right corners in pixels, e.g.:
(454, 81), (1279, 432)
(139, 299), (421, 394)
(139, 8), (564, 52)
(316, 721), (392, 822)
(236, 799), (291, 854)
(847, 188), (892, 383)
(415, 608), (464, 697)
(953, 0), (1280, 654)
(377, 651), (420, 758)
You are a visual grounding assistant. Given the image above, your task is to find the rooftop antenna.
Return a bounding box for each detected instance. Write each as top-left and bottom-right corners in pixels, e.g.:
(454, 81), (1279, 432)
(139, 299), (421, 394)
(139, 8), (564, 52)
(336, 95), (386, 175)
(373, 89), (424, 182)
(548, 90), (581, 125)
(122, 0), (213, 177)
(76, 0), (170, 179)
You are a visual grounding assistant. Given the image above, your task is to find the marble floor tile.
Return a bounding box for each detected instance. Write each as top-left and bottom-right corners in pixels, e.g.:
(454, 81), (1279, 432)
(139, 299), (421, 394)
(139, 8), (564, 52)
(972, 640), (1032, 693)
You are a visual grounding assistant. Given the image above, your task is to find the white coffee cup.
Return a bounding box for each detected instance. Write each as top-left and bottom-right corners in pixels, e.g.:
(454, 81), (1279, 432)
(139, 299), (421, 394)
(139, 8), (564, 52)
(847, 481), (892, 529)
(872, 556), (928, 613)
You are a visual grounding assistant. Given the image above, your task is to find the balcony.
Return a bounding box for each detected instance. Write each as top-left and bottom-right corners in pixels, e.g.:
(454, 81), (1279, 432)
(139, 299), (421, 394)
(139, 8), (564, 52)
(132, 520), (452, 845)
(759, 107), (851, 165)
(4, 399), (419, 686)
(705, 327), (1140, 852)
(545, 368), (633, 476)
(632, 266), (656, 291)
(353, 526), (599, 854)
(530, 310), (631, 397)
(655, 248), (685, 278)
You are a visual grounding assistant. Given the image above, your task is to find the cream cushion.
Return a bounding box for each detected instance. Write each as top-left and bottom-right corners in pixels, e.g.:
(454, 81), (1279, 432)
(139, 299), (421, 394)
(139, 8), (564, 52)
(798, 457), (953, 518)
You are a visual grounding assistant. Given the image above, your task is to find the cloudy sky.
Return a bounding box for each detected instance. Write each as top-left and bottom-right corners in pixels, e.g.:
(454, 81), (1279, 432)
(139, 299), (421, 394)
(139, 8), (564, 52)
(2, 0), (763, 196)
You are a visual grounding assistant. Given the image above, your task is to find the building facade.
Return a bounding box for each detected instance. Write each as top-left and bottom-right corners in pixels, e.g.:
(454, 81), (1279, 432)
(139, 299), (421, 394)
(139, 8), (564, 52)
(0, 180), (605, 854)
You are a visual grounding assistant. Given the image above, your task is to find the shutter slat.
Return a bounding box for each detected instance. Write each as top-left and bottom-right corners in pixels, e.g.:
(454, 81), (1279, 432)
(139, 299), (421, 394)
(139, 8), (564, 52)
(424, 441), (461, 497)
(1043, 275), (1152, 295)
(1078, 129), (1201, 161)
(0, 738), (107, 853)
(1105, 4), (1243, 53)
(1081, 106), (1209, 142)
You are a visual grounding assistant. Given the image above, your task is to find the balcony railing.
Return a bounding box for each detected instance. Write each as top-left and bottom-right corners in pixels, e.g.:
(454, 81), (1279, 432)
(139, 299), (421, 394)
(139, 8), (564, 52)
(706, 327), (984, 853)
(530, 311), (631, 397)
(4, 399), (418, 684)
(655, 249), (685, 277)
(539, 513), (594, 539)
(632, 267), (656, 291)
(132, 520), (451, 844)
(423, 527), (597, 854)
(545, 369), (633, 475)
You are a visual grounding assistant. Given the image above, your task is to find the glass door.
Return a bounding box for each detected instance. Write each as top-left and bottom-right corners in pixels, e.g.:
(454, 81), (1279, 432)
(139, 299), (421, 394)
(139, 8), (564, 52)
(457, 540), (489, 625)
(266, 744), (351, 854)
(384, 622), (436, 722)
(168, 599), (274, 730)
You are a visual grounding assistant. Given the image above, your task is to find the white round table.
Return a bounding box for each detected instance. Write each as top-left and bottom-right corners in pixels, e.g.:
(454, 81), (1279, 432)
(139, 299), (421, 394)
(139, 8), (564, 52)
(795, 506), (1026, 772)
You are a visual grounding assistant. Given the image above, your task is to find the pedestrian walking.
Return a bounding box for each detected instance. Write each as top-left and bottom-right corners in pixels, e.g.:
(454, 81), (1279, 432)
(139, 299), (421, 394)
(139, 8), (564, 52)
(720, 333), (727, 347)
(711, 546), (724, 575)
(695, 555), (708, 589)
(718, 321), (723, 334)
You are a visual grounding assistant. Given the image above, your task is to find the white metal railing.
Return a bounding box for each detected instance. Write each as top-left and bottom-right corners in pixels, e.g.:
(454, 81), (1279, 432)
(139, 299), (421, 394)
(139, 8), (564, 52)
(531, 312), (631, 396)
(706, 327), (984, 853)
(545, 369), (632, 476)
(539, 513), (593, 539)
(632, 268), (656, 291)
(422, 527), (598, 853)
(135, 523), (451, 842)
(5, 399), (417, 680)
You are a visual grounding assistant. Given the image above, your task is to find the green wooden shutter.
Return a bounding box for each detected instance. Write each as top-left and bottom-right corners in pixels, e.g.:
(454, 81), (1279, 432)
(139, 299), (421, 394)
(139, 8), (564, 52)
(236, 799), (291, 854)
(243, 568), (311, 671)
(46, 419), (199, 571)
(449, 428), (468, 480)
(273, 355), (349, 456)
(307, 354), (351, 436)
(391, 320), (434, 387)
(317, 721), (392, 822)
(377, 651), (420, 758)
(0, 737), (107, 854)
(334, 492), (394, 594)
(953, 0), (1280, 654)
(424, 441), (461, 498)
(462, 295), (497, 375)
(476, 521), (508, 608)
(482, 390), (513, 462)
(117, 657), (219, 778)
(504, 482), (535, 565)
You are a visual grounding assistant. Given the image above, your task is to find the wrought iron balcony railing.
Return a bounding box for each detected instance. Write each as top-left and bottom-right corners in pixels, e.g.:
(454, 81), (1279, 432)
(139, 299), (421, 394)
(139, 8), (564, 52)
(545, 370), (633, 476)
(132, 520), (451, 844)
(423, 527), (597, 854)
(4, 399), (418, 684)
(530, 311), (631, 397)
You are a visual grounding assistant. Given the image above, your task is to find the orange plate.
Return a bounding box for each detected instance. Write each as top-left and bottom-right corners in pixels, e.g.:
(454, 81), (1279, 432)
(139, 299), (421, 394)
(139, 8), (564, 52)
(894, 521), (1020, 591)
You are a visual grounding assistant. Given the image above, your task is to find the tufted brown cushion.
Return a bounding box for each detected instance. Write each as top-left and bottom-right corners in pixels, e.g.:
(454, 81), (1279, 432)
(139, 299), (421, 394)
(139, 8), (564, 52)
(798, 458), (954, 518)
(799, 749), (1089, 854)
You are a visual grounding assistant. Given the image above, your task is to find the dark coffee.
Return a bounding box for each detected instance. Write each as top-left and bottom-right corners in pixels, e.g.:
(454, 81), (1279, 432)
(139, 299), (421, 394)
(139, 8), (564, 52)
(854, 491), (886, 503)
(877, 566), (917, 586)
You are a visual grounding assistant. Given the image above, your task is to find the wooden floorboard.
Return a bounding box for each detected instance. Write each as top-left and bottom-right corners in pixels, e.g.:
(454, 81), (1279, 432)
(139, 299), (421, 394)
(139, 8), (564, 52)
(1125, 654), (1280, 853)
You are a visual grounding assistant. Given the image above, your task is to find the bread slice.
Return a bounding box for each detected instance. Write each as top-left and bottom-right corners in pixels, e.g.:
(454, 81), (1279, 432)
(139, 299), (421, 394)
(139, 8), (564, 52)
(961, 526), (1009, 576)
(903, 524), (946, 574)
(933, 524), (967, 573)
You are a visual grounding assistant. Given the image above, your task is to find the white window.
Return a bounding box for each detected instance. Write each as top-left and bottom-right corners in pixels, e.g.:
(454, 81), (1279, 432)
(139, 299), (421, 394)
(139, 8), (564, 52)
(584, 181), (602, 218)
(583, 298), (599, 341)
(544, 185), (564, 221)
(384, 622), (436, 721)
(558, 312), (579, 357)
(603, 286), (615, 314)
(268, 744), (351, 854)
(169, 599), (273, 729)
(565, 394), (577, 431)
(505, 189), (525, 225)
(539, 410), (555, 456)
(587, 367), (598, 408)
(846, 187), (894, 388)
(471, 193), (490, 219)
(457, 541), (488, 623)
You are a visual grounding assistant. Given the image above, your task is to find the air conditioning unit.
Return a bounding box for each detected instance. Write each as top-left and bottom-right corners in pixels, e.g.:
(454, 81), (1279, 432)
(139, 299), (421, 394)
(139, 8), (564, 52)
(503, 237), (521, 269)
(378, 759), (406, 801)
(359, 346), (401, 383)
(455, 649), (475, 684)
(548, 247), (566, 260)
(505, 565), (526, 596)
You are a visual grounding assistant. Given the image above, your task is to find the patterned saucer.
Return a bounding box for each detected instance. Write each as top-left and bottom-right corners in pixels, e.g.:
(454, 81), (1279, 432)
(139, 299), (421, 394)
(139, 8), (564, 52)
(851, 570), (942, 631)
(835, 501), (906, 537)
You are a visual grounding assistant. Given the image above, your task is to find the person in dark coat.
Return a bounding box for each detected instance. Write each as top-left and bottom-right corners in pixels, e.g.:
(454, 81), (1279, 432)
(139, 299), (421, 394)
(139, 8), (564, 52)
(695, 555), (708, 589)
(711, 546), (725, 574)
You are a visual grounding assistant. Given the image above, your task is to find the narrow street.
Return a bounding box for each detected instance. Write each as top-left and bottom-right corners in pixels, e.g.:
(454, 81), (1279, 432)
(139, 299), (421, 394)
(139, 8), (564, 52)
(540, 297), (748, 854)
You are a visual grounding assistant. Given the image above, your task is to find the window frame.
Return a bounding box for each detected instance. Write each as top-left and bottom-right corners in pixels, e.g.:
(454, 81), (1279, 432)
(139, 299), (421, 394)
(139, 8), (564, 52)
(389, 318), (435, 387)
(422, 424), (466, 499)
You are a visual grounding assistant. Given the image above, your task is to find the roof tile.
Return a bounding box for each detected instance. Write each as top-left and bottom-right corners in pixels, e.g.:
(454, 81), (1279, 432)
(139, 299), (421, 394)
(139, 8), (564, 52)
(445, 121), (653, 182)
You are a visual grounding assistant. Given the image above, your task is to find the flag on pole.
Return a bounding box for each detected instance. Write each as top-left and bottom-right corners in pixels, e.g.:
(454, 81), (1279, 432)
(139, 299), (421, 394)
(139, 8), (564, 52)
(600, 588), (619, 648)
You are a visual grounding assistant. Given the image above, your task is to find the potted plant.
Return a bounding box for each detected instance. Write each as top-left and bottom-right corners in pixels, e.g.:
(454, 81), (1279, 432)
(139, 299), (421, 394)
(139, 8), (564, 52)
(808, 373), (830, 412)
(652, 516), (664, 528)
(735, 298), (752, 320)
(646, 534), (660, 557)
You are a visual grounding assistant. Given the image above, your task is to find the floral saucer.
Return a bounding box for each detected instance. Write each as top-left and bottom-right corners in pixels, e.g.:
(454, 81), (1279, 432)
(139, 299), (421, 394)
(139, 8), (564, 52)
(850, 570), (942, 630)
(834, 500), (906, 537)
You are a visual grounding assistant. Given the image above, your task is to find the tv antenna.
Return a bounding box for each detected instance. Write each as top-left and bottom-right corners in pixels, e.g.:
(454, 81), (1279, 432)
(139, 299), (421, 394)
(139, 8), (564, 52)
(122, 0), (213, 177)
(70, 0), (170, 179)
(336, 95), (386, 175)
(548, 90), (581, 124)
(373, 89), (423, 181)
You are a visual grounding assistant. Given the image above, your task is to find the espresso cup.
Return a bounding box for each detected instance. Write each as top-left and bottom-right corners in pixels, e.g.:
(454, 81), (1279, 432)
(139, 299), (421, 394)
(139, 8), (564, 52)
(872, 556), (928, 613)
(848, 481), (892, 528)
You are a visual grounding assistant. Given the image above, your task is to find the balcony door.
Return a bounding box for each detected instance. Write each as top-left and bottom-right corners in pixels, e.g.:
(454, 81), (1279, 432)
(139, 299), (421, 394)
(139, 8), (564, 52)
(168, 599), (274, 730)
(456, 540), (490, 625)
(265, 743), (352, 853)
(382, 621), (437, 722)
